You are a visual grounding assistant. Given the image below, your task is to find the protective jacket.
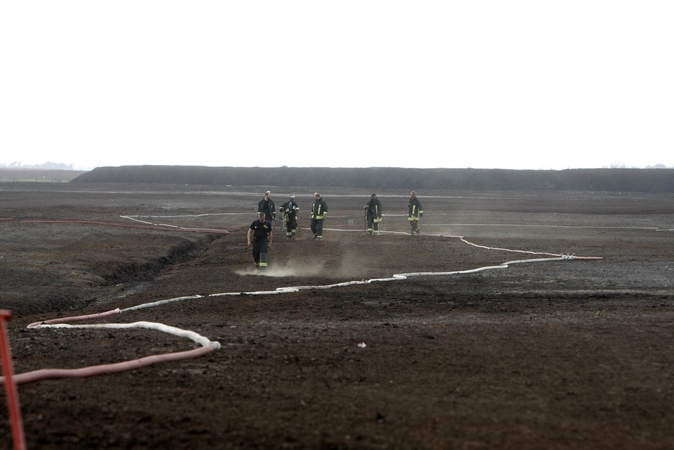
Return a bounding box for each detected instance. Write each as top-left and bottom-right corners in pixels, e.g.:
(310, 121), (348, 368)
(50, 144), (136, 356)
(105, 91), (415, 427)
(365, 198), (382, 222)
(280, 201), (300, 222)
(257, 198), (276, 220)
(408, 197), (423, 219)
(311, 197), (328, 220)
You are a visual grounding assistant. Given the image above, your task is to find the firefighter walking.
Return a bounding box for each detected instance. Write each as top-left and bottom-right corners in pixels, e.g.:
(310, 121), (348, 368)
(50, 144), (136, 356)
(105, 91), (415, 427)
(364, 193), (382, 235)
(408, 191), (423, 235)
(257, 191), (276, 222)
(247, 212), (273, 271)
(279, 195), (300, 239)
(310, 193), (328, 240)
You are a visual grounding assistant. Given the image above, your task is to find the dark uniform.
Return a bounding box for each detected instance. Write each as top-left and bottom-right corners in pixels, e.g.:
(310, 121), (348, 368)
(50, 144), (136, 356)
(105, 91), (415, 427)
(279, 196), (300, 239)
(257, 194), (276, 222)
(310, 193), (328, 240)
(364, 193), (382, 235)
(248, 217), (272, 270)
(408, 191), (423, 235)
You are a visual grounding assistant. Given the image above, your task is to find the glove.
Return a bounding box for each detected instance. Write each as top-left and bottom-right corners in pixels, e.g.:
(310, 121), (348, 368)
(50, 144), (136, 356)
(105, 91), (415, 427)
(279, 207), (285, 212)
(420, 212), (423, 217)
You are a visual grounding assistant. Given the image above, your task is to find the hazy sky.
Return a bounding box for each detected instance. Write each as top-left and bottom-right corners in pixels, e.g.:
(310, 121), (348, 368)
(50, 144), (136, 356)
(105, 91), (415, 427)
(1, 1), (672, 170)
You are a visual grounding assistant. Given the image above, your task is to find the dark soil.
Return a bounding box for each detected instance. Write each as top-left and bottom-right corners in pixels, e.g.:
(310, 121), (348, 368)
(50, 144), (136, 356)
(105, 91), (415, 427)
(1, 182), (673, 449)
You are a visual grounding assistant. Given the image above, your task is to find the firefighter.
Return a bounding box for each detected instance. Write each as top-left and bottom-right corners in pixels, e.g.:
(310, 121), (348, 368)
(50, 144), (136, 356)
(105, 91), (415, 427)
(247, 212), (273, 271)
(408, 191), (423, 235)
(279, 195), (300, 239)
(257, 191), (276, 222)
(310, 192), (328, 240)
(364, 193), (382, 235)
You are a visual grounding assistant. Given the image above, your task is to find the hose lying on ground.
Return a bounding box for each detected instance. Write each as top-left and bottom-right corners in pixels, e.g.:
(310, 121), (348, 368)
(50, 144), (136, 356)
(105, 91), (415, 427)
(4, 320), (219, 385)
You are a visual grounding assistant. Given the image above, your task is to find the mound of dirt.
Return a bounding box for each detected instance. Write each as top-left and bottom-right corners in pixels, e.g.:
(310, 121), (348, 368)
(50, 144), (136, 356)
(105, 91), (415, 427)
(71, 166), (674, 193)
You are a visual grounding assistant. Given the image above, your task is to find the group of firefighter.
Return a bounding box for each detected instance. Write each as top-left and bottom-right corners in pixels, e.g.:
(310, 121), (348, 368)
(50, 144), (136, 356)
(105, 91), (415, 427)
(247, 190), (423, 271)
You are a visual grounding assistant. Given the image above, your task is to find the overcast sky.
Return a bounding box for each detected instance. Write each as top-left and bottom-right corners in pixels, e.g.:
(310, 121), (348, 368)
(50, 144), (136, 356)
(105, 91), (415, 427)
(1, 1), (672, 170)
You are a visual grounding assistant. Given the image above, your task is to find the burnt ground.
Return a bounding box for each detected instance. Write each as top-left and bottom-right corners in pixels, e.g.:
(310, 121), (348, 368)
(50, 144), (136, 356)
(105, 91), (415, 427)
(1, 182), (673, 449)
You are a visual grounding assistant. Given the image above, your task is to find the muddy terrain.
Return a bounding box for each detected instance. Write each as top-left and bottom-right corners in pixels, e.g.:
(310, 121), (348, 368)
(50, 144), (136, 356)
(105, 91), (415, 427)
(1, 182), (673, 449)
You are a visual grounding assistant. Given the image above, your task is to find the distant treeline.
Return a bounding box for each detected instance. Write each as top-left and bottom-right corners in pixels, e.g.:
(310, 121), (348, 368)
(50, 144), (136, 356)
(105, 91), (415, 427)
(1, 162), (75, 170)
(71, 166), (674, 193)
(0, 169), (86, 182)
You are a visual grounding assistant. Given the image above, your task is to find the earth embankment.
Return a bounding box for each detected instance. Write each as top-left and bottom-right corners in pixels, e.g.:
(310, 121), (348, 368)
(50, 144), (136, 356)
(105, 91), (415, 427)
(71, 166), (674, 192)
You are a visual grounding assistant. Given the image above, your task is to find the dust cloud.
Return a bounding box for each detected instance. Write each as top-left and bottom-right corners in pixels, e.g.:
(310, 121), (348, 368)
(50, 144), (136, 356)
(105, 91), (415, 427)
(235, 260), (327, 278)
(235, 250), (375, 279)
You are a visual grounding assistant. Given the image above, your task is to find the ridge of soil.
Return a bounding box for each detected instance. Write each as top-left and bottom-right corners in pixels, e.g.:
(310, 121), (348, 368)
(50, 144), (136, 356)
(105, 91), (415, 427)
(72, 166), (674, 193)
